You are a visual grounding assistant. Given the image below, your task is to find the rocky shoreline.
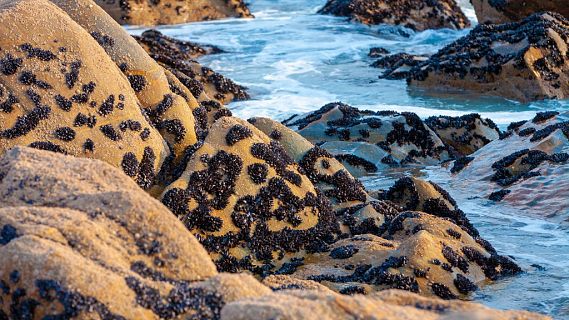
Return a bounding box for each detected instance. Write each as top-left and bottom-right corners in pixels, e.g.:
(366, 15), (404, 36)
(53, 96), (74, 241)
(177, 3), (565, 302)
(0, 0), (566, 319)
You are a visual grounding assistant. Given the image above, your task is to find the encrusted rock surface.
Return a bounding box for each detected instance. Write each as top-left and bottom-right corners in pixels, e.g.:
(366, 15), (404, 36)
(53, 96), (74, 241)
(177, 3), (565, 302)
(94, 0), (253, 26)
(451, 111), (569, 221)
(407, 12), (569, 102)
(249, 117), (403, 237)
(161, 116), (339, 274)
(0, 0), (169, 190)
(425, 114), (500, 156)
(318, 0), (471, 31)
(283, 102), (451, 174)
(471, 0), (569, 24)
(135, 29), (250, 105)
(371, 52), (429, 80)
(222, 289), (547, 320)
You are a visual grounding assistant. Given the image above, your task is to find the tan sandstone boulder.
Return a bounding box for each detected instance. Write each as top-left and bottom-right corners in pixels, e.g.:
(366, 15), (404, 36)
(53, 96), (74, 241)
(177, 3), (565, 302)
(94, 0), (253, 26)
(0, 0), (169, 190)
(161, 116), (339, 274)
(408, 12), (569, 102)
(221, 289), (549, 320)
(471, 0), (569, 24)
(318, 0), (470, 31)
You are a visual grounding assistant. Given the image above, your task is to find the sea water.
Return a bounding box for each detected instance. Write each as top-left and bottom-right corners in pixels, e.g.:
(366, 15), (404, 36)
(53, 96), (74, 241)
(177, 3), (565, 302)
(128, 0), (569, 317)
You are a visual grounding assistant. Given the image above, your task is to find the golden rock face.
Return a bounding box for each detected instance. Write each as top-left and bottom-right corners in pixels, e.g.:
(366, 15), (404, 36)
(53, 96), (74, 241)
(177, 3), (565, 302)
(161, 116), (340, 274)
(472, 0), (569, 24)
(0, 0), (169, 190)
(94, 0), (253, 26)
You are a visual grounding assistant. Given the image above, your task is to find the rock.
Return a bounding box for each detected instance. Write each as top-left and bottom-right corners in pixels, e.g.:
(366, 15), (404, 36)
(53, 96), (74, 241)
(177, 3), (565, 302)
(222, 289), (548, 320)
(318, 0), (471, 31)
(0, 146), (225, 319)
(283, 103), (451, 174)
(49, 0), (202, 173)
(471, 0), (569, 24)
(249, 117), (402, 236)
(262, 275), (335, 293)
(135, 29), (250, 105)
(371, 52), (429, 80)
(425, 114), (500, 157)
(368, 47), (390, 58)
(94, 0), (253, 26)
(451, 111), (569, 222)
(407, 12), (569, 102)
(0, 0), (169, 190)
(287, 208), (520, 299)
(161, 117), (339, 274)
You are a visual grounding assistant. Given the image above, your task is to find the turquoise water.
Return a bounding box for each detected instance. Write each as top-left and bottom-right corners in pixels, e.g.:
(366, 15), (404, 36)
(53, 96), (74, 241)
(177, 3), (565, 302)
(129, 1), (569, 318)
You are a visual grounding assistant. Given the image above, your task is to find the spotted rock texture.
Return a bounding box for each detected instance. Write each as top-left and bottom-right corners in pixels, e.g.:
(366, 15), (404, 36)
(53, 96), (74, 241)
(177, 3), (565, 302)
(0, 147), (228, 319)
(471, 0), (569, 24)
(288, 211), (520, 300)
(407, 12), (569, 102)
(425, 114), (500, 157)
(371, 52), (429, 80)
(135, 29), (250, 106)
(49, 0), (201, 172)
(223, 289), (549, 320)
(283, 102), (451, 174)
(249, 117), (403, 237)
(161, 117), (339, 275)
(318, 0), (470, 31)
(452, 111), (569, 222)
(0, 0), (169, 190)
(94, 0), (253, 26)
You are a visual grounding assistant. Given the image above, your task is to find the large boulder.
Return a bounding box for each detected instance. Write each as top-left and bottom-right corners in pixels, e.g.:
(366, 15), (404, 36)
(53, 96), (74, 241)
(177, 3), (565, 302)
(94, 0), (253, 26)
(49, 0), (202, 173)
(471, 0), (569, 24)
(407, 12), (569, 102)
(0, 147), (222, 319)
(161, 117), (339, 274)
(450, 111), (569, 222)
(318, 0), (470, 31)
(283, 103), (451, 175)
(222, 289), (548, 320)
(0, 0), (169, 190)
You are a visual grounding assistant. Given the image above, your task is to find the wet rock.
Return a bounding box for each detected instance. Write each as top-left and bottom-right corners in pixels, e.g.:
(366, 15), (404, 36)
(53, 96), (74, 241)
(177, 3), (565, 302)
(318, 0), (471, 31)
(283, 103), (451, 174)
(407, 12), (569, 102)
(94, 0), (253, 26)
(223, 289), (548, 319)
(372, 52), (429, 80)
(368, 47), (390, 58)
(471, 0), (569, 24)
(249, 117), (403, 237)
(425, 114), (500, 156)
(135, 29), (250, 106)
(161, 117), (339, 274)
(452, 112), (569, 222)
(49, 0), (202, 175)
(287, 211), (520, 299)
(0, 0), (169, 190)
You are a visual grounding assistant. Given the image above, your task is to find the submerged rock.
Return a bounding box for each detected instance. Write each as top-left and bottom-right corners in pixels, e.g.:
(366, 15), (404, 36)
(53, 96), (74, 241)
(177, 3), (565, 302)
(94, 0), (253, 26)
(407, 12), (569, 102)
(0, 0), (169, 190)
(451, 111), (569, 222)
(425, 114), (500, 157)
(135, 30), (250, 106)
(283, 102), (451, 174)
(471, 0), (569, 24)
(223, 289), (549, 320)
(161, 117), (339, 274)
(318, 0), (471, 31)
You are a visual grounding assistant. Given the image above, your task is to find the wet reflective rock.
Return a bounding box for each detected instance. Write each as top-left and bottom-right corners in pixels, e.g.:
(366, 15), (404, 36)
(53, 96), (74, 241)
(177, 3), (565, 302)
(318, 0), (470, 31)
